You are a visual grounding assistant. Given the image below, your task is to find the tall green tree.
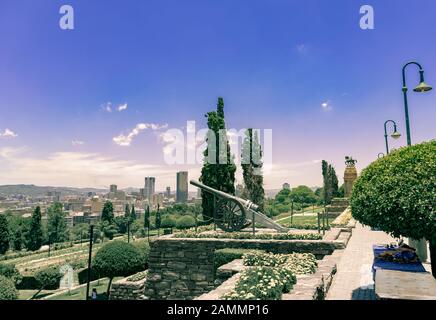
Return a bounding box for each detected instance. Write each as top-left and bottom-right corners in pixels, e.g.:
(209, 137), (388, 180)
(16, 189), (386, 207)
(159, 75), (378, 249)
(26, 206), (44, 251)
(200, 97), (237, 220)
(124, 204), (130, 220)
(101, 201), (114, 224)
(0, 215), (10, 255)
(144, 206), (150, 230)
(47, 203), (69, 244)
(130, 205), (136, 221)
(241, 128), (265, 212)
(322, 160), (339, 204)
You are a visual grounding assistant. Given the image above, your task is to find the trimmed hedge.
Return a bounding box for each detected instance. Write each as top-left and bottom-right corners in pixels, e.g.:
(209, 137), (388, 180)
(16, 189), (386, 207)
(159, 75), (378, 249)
(351, 140), (435, 241)
(176, 216), (196, 229)
(0, 275), (18, 300)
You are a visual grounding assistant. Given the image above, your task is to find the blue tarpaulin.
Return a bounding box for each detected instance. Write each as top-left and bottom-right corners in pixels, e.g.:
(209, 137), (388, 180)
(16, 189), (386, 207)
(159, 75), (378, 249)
(372, 245), (426, 278)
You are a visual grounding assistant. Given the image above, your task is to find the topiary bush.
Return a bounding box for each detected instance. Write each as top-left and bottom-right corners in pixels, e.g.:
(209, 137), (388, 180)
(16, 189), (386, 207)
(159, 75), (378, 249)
(176, 215), (196, 229)
(161, 216), (177, 229)
(0, 275), (18, 300)
(350, 140), (436, 277)
(93, 241), (146, 298)
(34, 266), (62, 290)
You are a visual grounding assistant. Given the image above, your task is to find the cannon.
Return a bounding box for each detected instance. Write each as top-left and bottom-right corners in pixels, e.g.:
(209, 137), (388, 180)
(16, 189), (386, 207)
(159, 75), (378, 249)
(191, 180), (288, 233)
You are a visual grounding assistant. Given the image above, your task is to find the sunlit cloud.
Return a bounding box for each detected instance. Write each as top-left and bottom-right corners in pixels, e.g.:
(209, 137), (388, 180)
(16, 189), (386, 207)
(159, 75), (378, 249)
(321, 101), (332, 111)
(72, 140), (85, 146)
(117, 103), (128, 112)
(100, 102), (112, 113)
(113, 123), (168, 146)
(0, 128), (18, 138)
(0, 148), (173, 189)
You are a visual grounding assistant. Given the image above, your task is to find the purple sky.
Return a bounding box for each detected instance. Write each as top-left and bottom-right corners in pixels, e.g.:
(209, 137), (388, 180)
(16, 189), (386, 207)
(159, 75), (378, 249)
(0, 0), (435, 192)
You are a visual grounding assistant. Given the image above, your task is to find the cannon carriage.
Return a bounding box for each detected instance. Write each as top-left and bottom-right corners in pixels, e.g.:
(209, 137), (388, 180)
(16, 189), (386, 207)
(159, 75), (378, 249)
(191, 180), (288, 233)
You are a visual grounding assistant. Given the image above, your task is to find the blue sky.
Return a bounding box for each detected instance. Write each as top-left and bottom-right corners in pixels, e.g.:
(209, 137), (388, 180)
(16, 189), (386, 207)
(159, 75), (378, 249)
(0, 0), (435, 191)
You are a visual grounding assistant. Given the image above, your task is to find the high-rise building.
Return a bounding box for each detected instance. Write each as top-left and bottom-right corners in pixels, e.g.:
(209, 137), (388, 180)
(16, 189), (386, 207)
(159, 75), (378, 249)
(110, 184), (118, 193)
(144, 177), (156, 200)
(165, 186), (171, 199)
(176, 171), (188, 203)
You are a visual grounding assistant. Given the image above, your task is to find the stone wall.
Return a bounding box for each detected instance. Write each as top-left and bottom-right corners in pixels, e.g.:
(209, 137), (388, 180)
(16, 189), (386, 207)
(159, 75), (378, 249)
(110, 274), (148, 300)
(144, 237), (346, 300)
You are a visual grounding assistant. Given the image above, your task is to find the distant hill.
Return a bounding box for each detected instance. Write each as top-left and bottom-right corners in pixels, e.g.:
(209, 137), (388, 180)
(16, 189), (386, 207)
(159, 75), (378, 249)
(0, 185), (107, 197)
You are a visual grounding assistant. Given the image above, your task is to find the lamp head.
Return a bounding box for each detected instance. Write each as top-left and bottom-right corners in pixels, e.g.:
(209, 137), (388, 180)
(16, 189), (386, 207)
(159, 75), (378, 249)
(391, 131), (401, 140)
(413, 81), (433, 92)
(414, 70), (432, 92)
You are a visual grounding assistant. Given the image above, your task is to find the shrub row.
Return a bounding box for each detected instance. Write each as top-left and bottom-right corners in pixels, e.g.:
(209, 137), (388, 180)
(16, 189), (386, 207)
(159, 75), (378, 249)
(174, 231), (322, 240)
(214, 248), (264, 272)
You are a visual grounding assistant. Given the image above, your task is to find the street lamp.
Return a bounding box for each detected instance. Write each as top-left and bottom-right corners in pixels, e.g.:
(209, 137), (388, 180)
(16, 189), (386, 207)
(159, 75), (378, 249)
(402, 62), (433, 146)
(384, 120), (401, 154)
(377, 152), (385, 159)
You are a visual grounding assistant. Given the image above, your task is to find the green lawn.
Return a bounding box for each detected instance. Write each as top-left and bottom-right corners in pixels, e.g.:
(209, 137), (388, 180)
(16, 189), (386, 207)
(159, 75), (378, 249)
(277, 215), (319, 226)
(18, 290), (54, 300)
(274, 206), (323, 221)
(46, 277), (122, 300)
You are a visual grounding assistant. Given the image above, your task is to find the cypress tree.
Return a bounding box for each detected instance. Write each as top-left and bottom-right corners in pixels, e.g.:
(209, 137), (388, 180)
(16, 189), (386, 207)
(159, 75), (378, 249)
(47, 203), (69, 244)
(200, 97), (236, 220)
(241, 128), (265, 212)
(27, 206), (44, 251)
(130, 205), (136, 221)
(0, 215), (10, 255)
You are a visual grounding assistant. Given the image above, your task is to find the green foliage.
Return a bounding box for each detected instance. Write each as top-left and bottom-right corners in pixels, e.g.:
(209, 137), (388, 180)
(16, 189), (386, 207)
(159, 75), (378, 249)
(289, 186), (318, 204)
(114, 216), (129, 234)
(101, 201), (114, 224)
(322, 160), (339, 204)
(176, 215), (196, 229)
(200, 97), (236, 220)
(223, 266), (296, 300)
(0, 215), (10, 255)
(0, 264), (22, 285)
(47, 203), (69, 244)
(130, 205), (137, 221)
(161, 215), (176, 229)
(34, 266), (62, 290)
(174, 231), (322, 240)
(351, 141), (435, 242)
(26, 206), (44, 251)
(241, 128), (265, 212)
(100, 221), (118, 240)
(131, 240), (150, 268)
(93, 241), (146, 280)
(155, 208), (162, 230)
(243, 252), (317, 274)
(124, 204), (130, 220)
(144, 206), (150, 229)
(0, 275), (18, 300)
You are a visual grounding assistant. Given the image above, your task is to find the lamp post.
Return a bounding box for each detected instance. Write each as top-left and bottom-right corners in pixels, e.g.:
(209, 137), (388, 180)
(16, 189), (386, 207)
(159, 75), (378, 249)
(384, 120), (401, 155)
(377, 153), (385, 159)
(401, 61), (432, 262)
(402, 62), (432, 146)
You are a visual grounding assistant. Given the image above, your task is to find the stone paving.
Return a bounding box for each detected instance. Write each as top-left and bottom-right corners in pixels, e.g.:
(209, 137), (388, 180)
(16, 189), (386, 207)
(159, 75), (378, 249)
(327, 223), (396, 300)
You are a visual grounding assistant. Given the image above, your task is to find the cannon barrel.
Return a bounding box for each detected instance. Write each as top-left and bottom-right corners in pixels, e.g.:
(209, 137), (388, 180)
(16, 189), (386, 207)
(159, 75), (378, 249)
(190, 180), (259, 211)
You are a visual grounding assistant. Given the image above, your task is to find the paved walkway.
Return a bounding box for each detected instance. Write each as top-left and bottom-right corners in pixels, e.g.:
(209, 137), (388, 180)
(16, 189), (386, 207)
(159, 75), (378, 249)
(327, 223), (396, 300)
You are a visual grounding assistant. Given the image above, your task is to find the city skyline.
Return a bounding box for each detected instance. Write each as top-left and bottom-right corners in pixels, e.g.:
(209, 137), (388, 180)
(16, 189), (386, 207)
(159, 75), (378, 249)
(1, 1), (435, 191)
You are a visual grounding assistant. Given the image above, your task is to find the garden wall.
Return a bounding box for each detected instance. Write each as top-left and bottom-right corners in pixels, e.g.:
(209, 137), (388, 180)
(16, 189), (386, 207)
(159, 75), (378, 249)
(144, 237), (346, 300)
(110, 275), (148, 300)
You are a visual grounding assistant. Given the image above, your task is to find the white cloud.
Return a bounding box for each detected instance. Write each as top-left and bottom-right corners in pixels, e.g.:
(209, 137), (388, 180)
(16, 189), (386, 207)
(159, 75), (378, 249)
(117, 103), (128, 112)
(0, 128), (18, 138)
(321, 101), (332, 111)
(72, 140), (85, 146)
(101, 102), (112, 113)
(113, 123), (168, 146)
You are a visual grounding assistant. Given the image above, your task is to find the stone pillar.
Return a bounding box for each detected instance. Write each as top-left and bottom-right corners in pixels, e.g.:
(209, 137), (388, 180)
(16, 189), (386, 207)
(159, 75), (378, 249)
(343, 157), (358, 198)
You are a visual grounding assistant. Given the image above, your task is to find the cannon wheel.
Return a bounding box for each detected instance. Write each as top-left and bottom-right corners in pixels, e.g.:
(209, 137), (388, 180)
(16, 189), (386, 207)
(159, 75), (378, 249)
(214, 197), (247, 232)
